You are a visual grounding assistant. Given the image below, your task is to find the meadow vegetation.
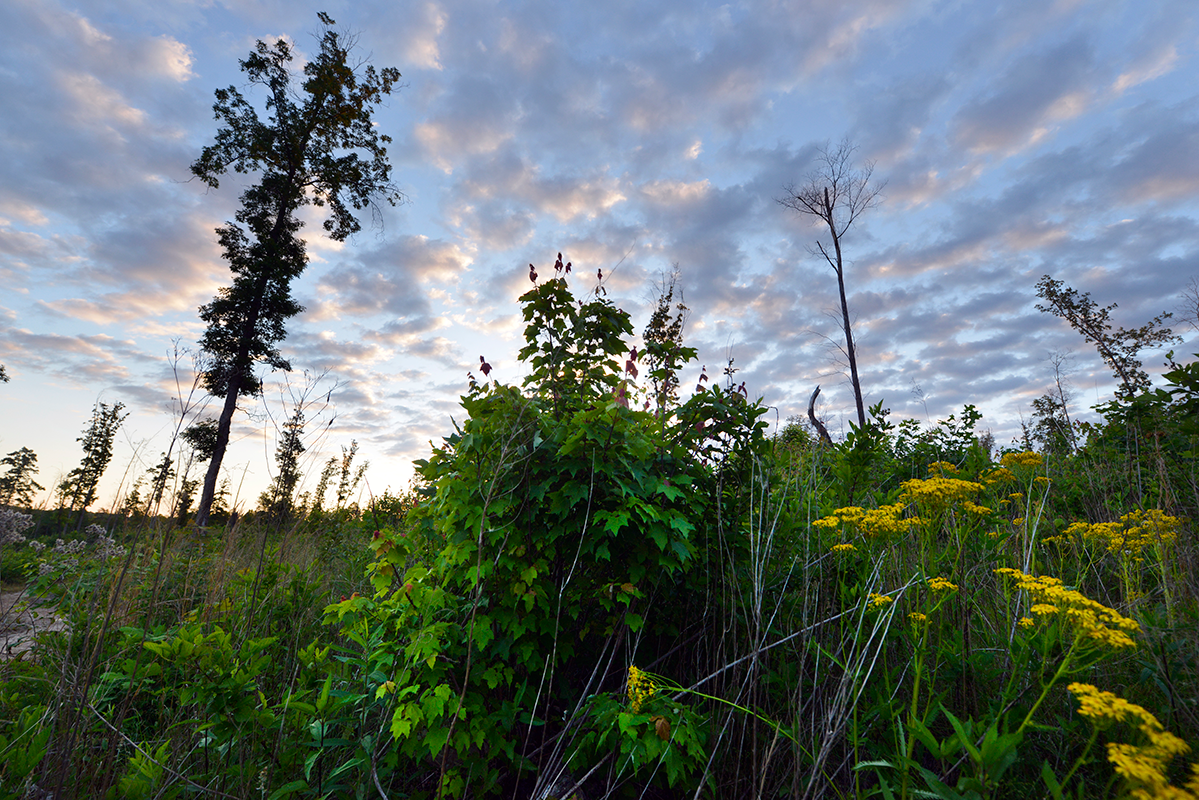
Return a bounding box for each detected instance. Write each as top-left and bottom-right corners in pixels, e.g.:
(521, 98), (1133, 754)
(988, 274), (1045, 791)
(1, 261), (1198, 799)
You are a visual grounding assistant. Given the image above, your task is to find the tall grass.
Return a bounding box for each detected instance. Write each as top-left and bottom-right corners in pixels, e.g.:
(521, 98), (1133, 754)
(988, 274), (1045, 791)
(1, 423), (1197, 799)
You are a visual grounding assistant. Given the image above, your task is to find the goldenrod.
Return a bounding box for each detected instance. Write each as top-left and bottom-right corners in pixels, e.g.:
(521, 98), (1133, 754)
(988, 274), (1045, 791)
(1001, 451), (1044, 470)
(1070, 511), (1183, 562)
(1069, 683), (1196, 798)
(928, 576), (958, 593)
(900, 476), (984, 508)
(627, 665), (657, 713)
(995, 568), (1139, 650)
(814, 504), (915, 539)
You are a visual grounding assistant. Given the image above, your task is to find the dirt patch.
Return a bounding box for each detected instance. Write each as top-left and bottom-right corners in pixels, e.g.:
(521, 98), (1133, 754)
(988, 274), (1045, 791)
(0, 588), (68, 661)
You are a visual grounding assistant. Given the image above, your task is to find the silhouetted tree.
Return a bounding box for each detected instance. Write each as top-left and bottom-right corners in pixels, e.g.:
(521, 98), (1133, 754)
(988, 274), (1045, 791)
(58, 401), (127, 528)
(1035, 275), (1180, 400)
(0, 447), (44, 507)
(1030, 393), (1074, 454)
(260, 407), (306, 521)
(145, 451), (176, 516)
(191, 12), (402, 527)
(778, 140), (883, 429)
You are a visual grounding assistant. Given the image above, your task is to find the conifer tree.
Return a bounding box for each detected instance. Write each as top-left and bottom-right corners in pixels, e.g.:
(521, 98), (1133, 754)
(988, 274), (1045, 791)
(0, 447), (44, 508)
(260, 407), (306, 521)
(191, 13), (401, 526)
(58, 401), (127, 528)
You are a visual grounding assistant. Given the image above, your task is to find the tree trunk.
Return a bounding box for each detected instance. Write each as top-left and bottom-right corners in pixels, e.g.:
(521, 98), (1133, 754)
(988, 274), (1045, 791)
(807, 386), (833, 446)
(194, 372), (241, 528)
(825, 188), (867, 429)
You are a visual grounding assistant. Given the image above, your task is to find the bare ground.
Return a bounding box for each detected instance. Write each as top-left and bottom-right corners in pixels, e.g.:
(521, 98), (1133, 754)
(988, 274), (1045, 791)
(0, 588), (67, 661)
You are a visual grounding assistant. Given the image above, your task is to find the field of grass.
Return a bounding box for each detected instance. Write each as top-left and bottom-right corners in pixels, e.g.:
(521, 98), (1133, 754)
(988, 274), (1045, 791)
(2, 277), (1198, 799)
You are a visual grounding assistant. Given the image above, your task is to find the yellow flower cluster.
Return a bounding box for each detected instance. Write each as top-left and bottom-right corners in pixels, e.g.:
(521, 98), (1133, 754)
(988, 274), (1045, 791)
(1001, 451), (1044, 470)
(1018, 617), (1035, 629)
(928, 576), (958, 593)
(900, 476), (984, 509)
(830, 543), (857, 553)
(627, 665), (657, 713)
(1069, 683), (1199, 799)
(927, 461), (959, 476)
(909, 612), (928, 624)
(813, 504), (916, 538)
(1066, 510), (1183, 562)
(868, 593), (893, 609)
(961, 500), (992, 515)
(994, 568), (1140, 650)
(982, 466), (1017, 486)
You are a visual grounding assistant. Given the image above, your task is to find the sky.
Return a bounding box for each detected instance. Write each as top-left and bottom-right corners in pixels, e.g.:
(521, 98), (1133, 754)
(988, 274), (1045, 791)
(1, 0), (1197, 513)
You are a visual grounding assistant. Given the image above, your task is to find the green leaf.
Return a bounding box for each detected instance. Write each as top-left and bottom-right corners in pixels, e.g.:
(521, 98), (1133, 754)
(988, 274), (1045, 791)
(266, 779), (309, 800)
(1040, 761), (1064, 800)
(907, 717), (942, 758)
(941, 708), (980, 763)
(424, 723), (451, 757)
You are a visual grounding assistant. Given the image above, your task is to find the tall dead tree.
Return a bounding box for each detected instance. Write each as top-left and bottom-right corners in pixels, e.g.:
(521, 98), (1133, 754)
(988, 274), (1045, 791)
(779, 140), (883, 430)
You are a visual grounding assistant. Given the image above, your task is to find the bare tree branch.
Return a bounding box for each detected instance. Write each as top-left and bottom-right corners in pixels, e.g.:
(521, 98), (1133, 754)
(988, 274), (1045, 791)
(777, 139), (884, 428)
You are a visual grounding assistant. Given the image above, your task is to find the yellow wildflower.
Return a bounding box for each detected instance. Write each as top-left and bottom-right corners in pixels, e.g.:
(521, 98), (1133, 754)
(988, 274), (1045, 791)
(1001, 451), (1044, 470)
(909, 612), (928, 624)
(1073, 511), (1184, 561)
(1070, 683), (1194, 797)
(814, 504), (915, 539)
(867, 593), (894, 609)
(995, 568), (1139, 650)
(928, 577), (958, 593)
(927, 461), (959, 475)
(1018, 617), (1035, 629)
(627, 665), (657, 713)
(982, 467), (1017, 486)
(831, 543), (856, 553)
(1034, 476), (1051, 486)
(1009, 493), (1025, 501)
(901, 476), (984, 509)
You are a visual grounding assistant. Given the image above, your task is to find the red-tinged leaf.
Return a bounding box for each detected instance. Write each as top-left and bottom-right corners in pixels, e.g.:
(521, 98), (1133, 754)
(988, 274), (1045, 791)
(653, 715), (671, 740)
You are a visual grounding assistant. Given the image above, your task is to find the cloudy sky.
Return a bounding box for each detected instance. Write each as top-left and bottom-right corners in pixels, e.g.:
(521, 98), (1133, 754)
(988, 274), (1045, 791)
(1, 0), (1196, 512)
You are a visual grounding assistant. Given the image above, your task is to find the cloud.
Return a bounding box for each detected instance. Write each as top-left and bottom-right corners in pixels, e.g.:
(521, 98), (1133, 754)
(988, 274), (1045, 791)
(310, 235), (472, 320)
(952, 36), (1097, 154)
(1102, 115), (1199, 204)
(0, 328), (156, 385)
(2, 0), (1198, 505)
